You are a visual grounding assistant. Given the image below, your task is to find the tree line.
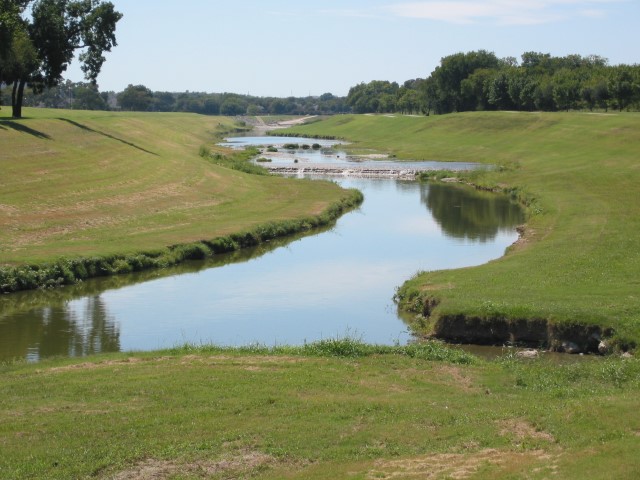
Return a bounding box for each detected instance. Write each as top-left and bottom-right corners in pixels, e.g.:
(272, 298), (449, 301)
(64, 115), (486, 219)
(347, 50), (640, 114)
(3, 9), (639, 120)
(0, 81), (350, 115)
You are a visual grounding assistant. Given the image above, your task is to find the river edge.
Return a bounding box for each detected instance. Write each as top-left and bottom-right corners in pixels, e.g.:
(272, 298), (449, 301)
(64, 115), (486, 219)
(0, 190), (363, 294)
(394, 174), (630, 355)
(242, 130), (624, 356)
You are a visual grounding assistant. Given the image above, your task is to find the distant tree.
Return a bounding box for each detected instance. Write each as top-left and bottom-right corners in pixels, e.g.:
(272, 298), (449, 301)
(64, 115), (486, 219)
(460, 68), (494, 111)
(552, 69), (581, 111)
(117, 84), (153, 111)
(487, 71), (514, 110)
(346, 80), (399, 113)
(151, 91), (176, 112)
(72, 81), (106, 110)
(1, 0), (122, 118)
(397, 88), (420, 114)
(202, 95), (220, 115)
(534, 76), (556, 111)
(608, 65), (635, 111)
(220, 96), (246, 116)
(581, 75), (609, 111)
(246, 103), (264, 116)
(430, 50), (500, 113)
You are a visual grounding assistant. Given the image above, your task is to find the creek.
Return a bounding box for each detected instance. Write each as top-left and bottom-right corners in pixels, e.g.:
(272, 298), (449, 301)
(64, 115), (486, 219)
(0, 137), (524, 362)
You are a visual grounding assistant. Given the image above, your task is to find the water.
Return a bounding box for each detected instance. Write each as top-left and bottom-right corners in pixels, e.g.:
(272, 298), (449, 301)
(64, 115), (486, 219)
(0, 139), (524, 362)
(221, 136), (480, 171)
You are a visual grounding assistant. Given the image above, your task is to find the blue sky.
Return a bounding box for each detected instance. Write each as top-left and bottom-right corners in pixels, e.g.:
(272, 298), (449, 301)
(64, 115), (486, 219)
(67, 0), (639, 97)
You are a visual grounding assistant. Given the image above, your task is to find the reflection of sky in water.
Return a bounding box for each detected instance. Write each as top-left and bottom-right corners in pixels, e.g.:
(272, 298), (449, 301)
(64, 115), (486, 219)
(101, 175), (518, 351)
(1, 138), (522, 360)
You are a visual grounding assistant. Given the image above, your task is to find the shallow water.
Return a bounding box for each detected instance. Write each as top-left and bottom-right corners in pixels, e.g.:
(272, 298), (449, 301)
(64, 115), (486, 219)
(0, 139), (524, 362)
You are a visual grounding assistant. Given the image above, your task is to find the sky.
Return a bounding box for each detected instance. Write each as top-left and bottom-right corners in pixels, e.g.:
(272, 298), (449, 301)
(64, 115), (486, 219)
(66, 0), (640, 97)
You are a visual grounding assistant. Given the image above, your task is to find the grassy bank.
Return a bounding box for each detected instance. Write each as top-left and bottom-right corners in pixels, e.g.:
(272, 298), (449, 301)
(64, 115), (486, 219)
(0, 108), (360, 289)
(282, 112), (640, 349)
(1, 344), (639, 479)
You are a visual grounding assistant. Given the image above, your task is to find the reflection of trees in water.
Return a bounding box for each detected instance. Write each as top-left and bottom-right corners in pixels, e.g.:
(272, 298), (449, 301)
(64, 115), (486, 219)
(0, 296), (120, 361)
(0, 223), (331, 362)
(422, 183), (524, 242)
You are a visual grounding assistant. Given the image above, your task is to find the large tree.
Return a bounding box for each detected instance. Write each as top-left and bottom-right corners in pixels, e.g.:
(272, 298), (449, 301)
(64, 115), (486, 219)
(1, 0), (122, 118)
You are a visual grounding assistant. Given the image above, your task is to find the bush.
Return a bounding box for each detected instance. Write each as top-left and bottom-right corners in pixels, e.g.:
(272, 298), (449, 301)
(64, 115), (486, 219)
(198, 144), (211, 158)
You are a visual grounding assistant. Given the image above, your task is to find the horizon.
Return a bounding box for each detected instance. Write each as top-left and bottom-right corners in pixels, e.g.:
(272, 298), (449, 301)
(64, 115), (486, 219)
(62, 0), (639, 98)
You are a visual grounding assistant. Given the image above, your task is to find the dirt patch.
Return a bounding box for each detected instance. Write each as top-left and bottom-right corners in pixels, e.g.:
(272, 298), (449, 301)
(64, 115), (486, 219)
(367, 448), (556, 479)
(434, 364), (475, 391)
(498, 419), (556, 443)
(109, 450), (274, 480)
(47, 357), (153, 373)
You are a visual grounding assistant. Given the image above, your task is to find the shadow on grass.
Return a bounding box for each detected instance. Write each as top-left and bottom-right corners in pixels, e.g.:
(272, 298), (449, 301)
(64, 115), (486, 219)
(0, 119), (52, 139)
(57, 117), (159, 156)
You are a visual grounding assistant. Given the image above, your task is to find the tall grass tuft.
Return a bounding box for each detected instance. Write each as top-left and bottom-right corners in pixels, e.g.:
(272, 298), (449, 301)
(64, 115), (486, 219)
(167, 336), (477, 365)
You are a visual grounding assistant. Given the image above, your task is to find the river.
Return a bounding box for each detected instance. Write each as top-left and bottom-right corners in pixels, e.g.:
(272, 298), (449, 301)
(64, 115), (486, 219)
(0, 137), (524, 362)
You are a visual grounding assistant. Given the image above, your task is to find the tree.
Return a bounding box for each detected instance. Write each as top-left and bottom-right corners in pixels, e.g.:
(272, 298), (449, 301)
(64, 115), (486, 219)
(117, 84), (153, 111)
(552, 69), (581, 111)
(608, 66), (635, 111)
(72, 81), (106, 110)
(2, 0), (122, 118)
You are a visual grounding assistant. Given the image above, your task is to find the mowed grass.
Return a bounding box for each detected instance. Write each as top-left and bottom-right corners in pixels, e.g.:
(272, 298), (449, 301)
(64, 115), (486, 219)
(0, 108), (350, 265)
(283, 112), (640, 345)
(1, 345), (639, 479)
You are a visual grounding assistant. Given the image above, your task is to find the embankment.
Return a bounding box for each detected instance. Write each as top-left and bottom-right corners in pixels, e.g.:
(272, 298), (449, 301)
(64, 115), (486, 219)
(0, 189), (363, 293)
(280, 112), (640, 351)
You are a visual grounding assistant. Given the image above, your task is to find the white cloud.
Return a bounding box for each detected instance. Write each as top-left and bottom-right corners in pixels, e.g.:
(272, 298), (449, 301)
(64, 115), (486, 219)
(382, 0), (625, 25)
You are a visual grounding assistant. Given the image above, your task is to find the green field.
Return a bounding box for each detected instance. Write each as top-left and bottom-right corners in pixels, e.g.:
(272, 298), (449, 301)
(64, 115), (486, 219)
(2, 110), (640, 479)
(1, 343), (639, 479)
(282, 112), (640, 349)
(0, 108), (357, 268)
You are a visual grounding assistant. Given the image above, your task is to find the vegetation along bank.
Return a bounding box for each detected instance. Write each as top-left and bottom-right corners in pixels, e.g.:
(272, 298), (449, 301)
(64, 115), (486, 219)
(0, 108), (361, 292)
(282, 111), (640, 352)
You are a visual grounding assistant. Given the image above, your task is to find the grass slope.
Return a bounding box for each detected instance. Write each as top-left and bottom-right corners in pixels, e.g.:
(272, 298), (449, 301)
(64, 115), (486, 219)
(1, 346), (639, 479)
(283, 112), (640, 347)
(0, 108), (351, 265)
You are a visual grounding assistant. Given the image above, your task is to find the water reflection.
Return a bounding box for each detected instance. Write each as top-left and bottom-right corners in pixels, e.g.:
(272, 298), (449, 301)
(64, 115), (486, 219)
(0, 227), (330, 361)
(1, 138), (525, 362)
(422, 183), (524, 242)
(0, 296), (120, 362)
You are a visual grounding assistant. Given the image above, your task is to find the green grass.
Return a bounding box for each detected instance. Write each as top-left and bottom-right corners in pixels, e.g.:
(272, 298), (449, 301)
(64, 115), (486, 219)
(0, 108), (357, 269)
(1, 344), (639, 479)
(2, 110), (639, 479)
(283, 112), (640, 348)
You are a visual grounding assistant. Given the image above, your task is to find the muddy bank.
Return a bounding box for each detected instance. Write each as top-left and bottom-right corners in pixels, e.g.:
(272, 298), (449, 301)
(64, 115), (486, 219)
(429, 314), (613, 354)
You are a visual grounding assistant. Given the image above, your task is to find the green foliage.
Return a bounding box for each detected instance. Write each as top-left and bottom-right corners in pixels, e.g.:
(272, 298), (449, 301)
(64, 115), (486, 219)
(3, 0), (122, 117)
(346, 51), (640, 115)
(117, 84), (153, 111)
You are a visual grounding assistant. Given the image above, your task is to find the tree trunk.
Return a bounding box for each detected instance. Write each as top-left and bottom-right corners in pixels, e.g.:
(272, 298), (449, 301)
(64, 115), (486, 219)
(11, 79), (26, 118)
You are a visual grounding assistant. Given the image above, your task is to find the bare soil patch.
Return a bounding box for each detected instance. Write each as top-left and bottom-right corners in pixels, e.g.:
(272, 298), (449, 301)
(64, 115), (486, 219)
(367, 448), (557, 479)
(108, 450), (274, 480)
